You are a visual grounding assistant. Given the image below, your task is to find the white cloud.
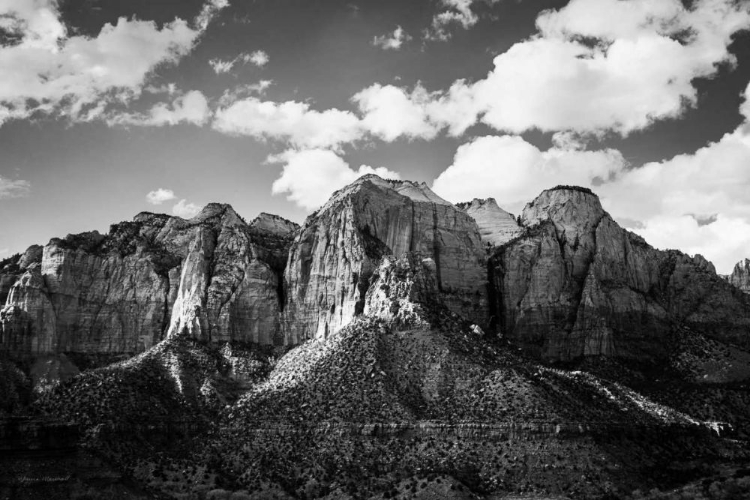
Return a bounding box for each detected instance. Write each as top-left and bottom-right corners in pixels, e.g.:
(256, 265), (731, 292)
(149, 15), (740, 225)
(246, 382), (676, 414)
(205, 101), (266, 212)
(146, 188), (177, 205)
(209, 58), (235, 74)
(427, 0), (480, 41)
(432, 135), (626, 214)
(0, 177), (31, 199)
(0, 0), (225, 126)
(471, 0), (750, 136)
(209, 49), (268, 74)
(111, 90), (211, 126)
(245, 50), (269, 67)
(352, 84), (441, 141)
(269, 149), (400, 210)
(595, 81), (750, 273)
(172, 199), (202, 218)
(373, 26), (411, 50)
(431, 82), (750, 274)
(213, 98), (362, 149)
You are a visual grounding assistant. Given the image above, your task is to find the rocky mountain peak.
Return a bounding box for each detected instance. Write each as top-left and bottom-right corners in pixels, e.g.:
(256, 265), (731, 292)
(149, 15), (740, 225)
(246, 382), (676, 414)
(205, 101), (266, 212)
(249, 212), (299, 237)
(728, 258), (750, 293)
(456, 198), (521, 247)
(522, 185), (605, 235)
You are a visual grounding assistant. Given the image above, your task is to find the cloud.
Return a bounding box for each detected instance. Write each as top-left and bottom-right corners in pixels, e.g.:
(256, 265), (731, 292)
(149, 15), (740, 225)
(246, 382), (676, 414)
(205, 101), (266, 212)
(0, 177), (31, 199)
(209, 49), (269, 74)
(213, 98), (362, 149)
(146, 188), (177, 205)
(594, 81), (750, 273)
(0, 0), (225, 126)
(432, 135), (627, 213)
(111, 90), (211, 126)
(352, 84), (441, 141)
(245, 50), (269, 67)
(472, 0), (750, 136)
(209, 58), (235, 74)
(269, 149), (400, 210)
(172, 199), (202, 218)
(373, 26), (412, 50)
(427, 0), (480, 41)
(431, 82), (750, 274)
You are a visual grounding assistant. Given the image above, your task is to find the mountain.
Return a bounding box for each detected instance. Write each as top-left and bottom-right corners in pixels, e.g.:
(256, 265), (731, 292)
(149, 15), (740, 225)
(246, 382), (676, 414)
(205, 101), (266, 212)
(727, 258), (750, 294)
(2, 176), (750, 499)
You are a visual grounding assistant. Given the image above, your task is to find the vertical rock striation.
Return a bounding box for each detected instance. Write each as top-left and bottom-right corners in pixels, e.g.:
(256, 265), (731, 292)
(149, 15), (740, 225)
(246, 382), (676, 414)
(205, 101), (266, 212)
(491, 186), (750, 362)
(0, 205), (299, 356)
(727, 258), (750, 294)
(282, 175), (489, 344)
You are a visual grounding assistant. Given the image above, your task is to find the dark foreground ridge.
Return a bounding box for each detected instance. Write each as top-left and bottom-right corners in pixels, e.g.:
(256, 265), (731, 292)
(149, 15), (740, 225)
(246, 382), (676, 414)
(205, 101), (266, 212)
(2, 176), (750, 499)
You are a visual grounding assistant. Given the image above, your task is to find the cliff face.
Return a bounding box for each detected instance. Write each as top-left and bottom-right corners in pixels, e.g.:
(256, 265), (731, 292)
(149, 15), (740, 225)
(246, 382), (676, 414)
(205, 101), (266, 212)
(282, 175), (489, 344)
(728, 258), (750, 294)
(491, 187), (750, 361)
(0, 206), (298, 356)
(2, 177), (748, 365)
(456, 198), (521, 247)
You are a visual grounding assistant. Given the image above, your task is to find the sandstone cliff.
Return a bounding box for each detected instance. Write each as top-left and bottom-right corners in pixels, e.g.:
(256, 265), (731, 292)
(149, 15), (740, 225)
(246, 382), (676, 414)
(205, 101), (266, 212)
(282, 175), (489, 344)
(0, 205), (298, 356)
(727, 258), (750, 294)
(491, 186), (750, 361)
(456, 198), (521, 247)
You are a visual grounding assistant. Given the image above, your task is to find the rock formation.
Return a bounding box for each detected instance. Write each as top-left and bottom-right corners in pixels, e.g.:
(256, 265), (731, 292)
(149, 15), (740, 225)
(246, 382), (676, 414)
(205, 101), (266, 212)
(282, 175), (489, 344)
(456, 198), (521, 247)
(2, 176), (749, 365)
(727, 258), (750, 294)
(0, 205), (298, 356)
(491, 186), (750, 361)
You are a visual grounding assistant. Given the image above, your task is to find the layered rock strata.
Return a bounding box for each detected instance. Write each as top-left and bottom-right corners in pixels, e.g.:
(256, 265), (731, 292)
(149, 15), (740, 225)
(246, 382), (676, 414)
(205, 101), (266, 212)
(282, 175), (489, 344)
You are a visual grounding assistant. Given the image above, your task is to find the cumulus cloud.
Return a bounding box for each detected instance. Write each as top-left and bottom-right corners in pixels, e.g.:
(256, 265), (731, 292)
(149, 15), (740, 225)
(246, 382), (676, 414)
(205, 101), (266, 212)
(172, 199), (202, 218)
(269, 149), (400, 210)
(0, 0), (225, 126)
(595, 81), (750, 273)
(146, 188), (177, 205)
(0, 177), (31, 199)
(431, 81), (750, 274)
(373, 26), (411, 50)
(352, 84), (441, 141)
(432, 135), (627, 213)
(474, 0), (750, 136)
(386, 0), (750, 138)
(111, 90), (211, 126)
(213, 98), (362, 149)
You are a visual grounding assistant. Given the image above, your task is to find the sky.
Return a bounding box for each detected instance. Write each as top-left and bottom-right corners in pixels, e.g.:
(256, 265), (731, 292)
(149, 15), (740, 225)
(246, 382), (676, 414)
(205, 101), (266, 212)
(1, 0), (750, 274)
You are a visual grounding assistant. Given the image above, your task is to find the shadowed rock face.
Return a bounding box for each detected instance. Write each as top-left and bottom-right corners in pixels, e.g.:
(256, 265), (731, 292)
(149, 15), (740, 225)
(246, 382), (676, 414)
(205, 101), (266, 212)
(728, 258), (750, 294)
(0, 205), (299, 356)
(491, 187), (750, 362)
(282, 175), (489, 344)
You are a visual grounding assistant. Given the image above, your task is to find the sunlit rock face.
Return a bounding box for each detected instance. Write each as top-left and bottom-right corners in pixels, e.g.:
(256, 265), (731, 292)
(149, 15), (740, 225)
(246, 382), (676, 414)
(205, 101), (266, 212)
(491, 186), (750, 362)
(0, 205), (299, 356)
(457, 198), (522, 248)
(727, 258), (750, 294)
(282, 175), (489, 344)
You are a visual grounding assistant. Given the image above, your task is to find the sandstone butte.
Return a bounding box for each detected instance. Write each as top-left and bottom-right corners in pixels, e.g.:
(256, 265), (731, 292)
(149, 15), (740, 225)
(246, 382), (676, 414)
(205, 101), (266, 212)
(2, 175), (750, 365)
